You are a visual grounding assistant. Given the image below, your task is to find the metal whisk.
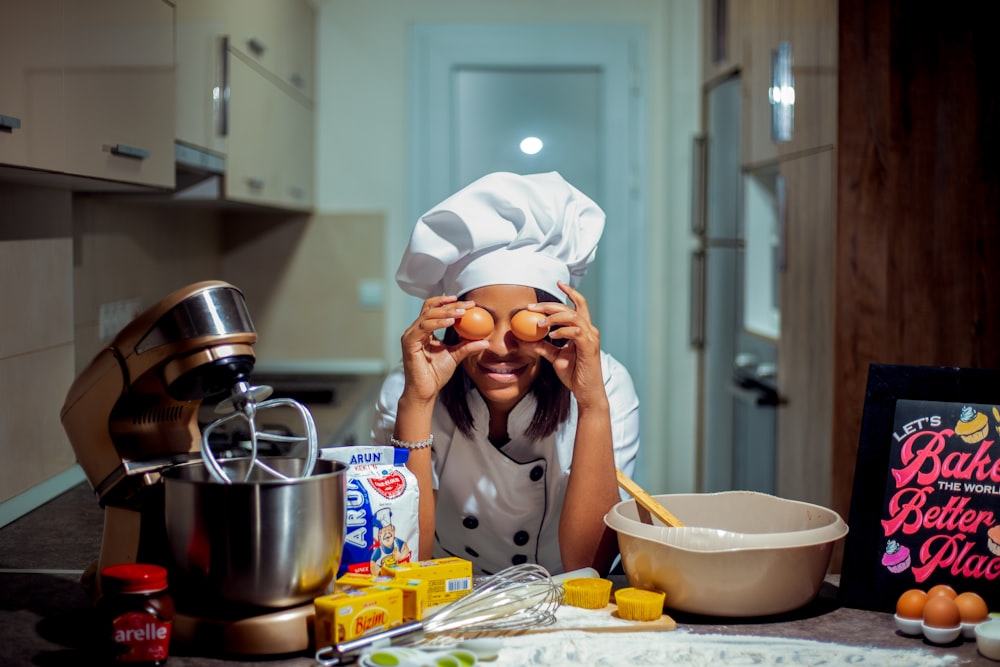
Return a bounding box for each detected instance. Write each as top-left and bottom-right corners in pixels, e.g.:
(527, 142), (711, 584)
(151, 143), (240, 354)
(200, 381), (318, 483)
(315, 563), (563, 665)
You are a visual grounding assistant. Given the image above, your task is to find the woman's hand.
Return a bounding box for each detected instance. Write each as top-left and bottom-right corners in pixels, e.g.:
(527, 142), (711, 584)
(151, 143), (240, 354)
(397, 295), (488, 561)
(399, 295), (489, 404)
(530, 282), (608, 410)
(532, 283), (618, 573)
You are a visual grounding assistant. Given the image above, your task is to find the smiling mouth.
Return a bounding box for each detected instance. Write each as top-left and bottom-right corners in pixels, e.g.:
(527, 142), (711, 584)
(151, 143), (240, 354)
(478, 361), (527, 379)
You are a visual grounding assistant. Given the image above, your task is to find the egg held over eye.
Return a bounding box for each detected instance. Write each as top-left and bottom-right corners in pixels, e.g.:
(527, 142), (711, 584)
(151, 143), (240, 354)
(511, 310), (549, 342)
(454, 306), (494, 340)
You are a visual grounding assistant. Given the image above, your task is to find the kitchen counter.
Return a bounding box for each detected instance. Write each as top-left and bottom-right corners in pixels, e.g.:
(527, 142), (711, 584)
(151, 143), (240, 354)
(0, 483), (993, 666)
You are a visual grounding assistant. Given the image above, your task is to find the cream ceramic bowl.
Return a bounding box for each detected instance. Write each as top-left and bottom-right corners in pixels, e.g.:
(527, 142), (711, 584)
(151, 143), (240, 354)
(976, 620), (1000, 660)
(605, 491), (848, 617)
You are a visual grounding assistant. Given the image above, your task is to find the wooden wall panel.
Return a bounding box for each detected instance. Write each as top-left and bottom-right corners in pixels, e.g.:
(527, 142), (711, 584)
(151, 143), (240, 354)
(833, 0), (1000, 532)
(777, 150), (835, 505)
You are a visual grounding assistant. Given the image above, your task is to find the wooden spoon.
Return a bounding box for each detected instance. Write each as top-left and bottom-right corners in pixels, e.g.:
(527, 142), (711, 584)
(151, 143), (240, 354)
(615, 468), (685, 527)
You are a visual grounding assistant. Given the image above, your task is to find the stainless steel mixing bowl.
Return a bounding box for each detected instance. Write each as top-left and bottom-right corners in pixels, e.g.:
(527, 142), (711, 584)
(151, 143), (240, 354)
(162, 457), (346, 609)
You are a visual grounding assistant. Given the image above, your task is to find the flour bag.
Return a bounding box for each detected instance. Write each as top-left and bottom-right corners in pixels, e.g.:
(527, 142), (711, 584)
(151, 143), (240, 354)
(320, 445), (420, 576)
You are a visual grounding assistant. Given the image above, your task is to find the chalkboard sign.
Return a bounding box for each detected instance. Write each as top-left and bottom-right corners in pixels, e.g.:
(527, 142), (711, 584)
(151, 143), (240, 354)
(839, 364), (1000, 612)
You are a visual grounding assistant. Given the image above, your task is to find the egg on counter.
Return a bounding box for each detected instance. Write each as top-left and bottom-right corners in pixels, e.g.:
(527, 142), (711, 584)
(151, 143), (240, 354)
(894, 589), (928, 636)
(923, 594), (961, 628)
(955, 591), (989, 623)
(896, 589), (928, 620)
(926, 583), (957, 599)
(920, 594), (962, 644)
(955, 591), (990, 638)
(454, 307), (494, 340)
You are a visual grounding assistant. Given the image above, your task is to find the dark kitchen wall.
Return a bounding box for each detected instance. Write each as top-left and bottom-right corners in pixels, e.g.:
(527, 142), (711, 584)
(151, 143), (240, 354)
(833, 1), (1000, 525)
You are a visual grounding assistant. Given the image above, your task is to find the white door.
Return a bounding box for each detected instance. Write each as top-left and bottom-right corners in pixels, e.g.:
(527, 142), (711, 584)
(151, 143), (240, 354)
(453, 65), (602, 316)
(409, 23), (647, 392)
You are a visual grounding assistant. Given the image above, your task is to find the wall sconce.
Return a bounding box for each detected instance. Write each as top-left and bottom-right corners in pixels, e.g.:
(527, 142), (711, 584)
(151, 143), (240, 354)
(769, 41), (794, 143)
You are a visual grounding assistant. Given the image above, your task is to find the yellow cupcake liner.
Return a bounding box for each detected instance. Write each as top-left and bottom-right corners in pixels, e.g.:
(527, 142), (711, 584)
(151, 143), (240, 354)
(562, 577), (613, 609)
(614, 587), (666, 621)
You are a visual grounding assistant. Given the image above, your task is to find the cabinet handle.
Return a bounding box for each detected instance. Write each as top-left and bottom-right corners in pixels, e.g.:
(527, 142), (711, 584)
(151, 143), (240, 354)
(0, 114), (22, 132)
(289, 185), (306, 200)
(246, 177), (265, 191)
(216, 36), (231, 138)
(246, 37), (266, 57)
(776, 173), (787, 272)
(110, 144), (150, 160)
(689, 249), (706, 349)
(691, 135), (707, 235)
(290, 72), (307, 90)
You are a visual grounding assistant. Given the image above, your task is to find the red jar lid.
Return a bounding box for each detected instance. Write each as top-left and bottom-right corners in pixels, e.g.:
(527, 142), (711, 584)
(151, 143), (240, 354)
(101, 563), (169, 593)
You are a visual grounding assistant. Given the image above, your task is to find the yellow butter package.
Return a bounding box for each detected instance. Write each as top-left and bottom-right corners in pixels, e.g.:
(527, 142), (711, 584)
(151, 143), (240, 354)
(314, 586), (404, 647)
(335, 572), (375, 590)
(335, 572), (430, 620)
(376, 576), (429, 620)
(382, 556), (473, 606)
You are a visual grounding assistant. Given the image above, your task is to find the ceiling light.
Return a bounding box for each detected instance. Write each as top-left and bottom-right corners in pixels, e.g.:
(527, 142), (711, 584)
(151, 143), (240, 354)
(519, 136), (543, 155)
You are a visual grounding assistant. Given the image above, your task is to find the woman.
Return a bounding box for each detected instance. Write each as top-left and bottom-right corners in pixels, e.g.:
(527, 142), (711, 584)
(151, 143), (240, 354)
(373, 171), (640, 576)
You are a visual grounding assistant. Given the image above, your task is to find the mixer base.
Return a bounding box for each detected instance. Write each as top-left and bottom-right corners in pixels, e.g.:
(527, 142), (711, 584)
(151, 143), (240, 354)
(173, 602), (315, 656)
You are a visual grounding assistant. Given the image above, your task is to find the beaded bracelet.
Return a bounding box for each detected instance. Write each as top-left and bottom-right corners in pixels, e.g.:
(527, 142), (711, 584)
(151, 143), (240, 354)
(390, 434), (434, 450)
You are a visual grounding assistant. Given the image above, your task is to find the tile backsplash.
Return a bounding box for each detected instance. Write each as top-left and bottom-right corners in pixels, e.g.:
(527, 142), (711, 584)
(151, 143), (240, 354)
(221, 210), (386, 366)
(0, 181), (386, 514)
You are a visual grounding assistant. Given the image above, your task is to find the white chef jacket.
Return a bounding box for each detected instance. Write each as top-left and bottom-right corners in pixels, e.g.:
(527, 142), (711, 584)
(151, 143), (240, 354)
(371, 350), (640, 576)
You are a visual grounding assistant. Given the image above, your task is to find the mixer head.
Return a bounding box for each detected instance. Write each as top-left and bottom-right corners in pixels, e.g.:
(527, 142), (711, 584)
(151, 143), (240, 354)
(61, 281), (259, 506)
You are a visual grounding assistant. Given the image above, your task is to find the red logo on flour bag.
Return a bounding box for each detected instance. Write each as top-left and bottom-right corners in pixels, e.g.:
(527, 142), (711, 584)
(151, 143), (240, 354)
(320, 445), (420, 576)
(370, 471), (406, 499)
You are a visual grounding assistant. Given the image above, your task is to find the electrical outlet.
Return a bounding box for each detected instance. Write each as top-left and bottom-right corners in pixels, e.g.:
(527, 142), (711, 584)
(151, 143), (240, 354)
(357, 280), (384, 310)
(99, 298), (142, 342)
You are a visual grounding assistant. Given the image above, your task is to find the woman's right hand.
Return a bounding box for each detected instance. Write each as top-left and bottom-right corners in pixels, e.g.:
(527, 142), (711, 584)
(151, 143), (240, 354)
(399, 295), (489, 403)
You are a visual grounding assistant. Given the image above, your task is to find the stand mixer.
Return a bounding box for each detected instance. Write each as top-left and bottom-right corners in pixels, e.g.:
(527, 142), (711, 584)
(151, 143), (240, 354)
(61, 281), (344, 655)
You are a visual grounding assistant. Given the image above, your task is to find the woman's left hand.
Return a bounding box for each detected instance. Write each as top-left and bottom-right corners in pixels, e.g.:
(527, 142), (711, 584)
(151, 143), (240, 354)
(530, 281), (608, 409)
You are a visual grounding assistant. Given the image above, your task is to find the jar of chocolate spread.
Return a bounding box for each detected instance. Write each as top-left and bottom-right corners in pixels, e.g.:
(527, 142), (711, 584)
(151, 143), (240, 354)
(98, 563), (174, 664)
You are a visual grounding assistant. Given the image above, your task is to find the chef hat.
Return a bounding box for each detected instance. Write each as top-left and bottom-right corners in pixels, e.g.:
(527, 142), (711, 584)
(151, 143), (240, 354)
(374, 508), (393, 530)
(396, 171), (605, 303)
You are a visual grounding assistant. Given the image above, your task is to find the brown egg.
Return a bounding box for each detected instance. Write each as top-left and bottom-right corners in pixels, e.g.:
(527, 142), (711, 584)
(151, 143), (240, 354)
(922, 594), (961, 628)
(927, 583), (958, 599)
(954, 591), (989, 623)
(454, 307), (494, 340)
(896, 588), (928, 619)
(511, 310), (549, 342)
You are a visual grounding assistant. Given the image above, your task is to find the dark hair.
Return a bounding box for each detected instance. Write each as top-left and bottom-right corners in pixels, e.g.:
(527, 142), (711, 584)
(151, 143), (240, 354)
(441, 289), (571, 440)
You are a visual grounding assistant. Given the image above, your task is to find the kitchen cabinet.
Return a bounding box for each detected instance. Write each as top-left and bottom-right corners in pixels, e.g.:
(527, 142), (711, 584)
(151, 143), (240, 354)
(226, 0), (315, 101)
(0, 0), (64, 173)
(774, 149), (835, 506)
(702, 0), (744, 85)
(0, 0), (175, 189)
(226, 52), (315, 209)
(175, 0), (316, 211)
(741, 0), (837, 166)
(701, 0), (838, 506)
(61, 0), (176, 189)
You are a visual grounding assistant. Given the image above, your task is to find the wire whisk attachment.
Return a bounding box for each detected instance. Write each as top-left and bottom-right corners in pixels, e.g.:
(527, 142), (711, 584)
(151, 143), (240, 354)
(200, 381), (318, 483)
(315, 563), (562, 665)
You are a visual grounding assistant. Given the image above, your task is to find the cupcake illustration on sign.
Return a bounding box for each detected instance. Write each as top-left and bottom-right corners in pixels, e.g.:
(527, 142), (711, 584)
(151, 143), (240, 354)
(988, 526), (1000, 556)
(882, 539), (911, 573)
(955, 406), (989, 444)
